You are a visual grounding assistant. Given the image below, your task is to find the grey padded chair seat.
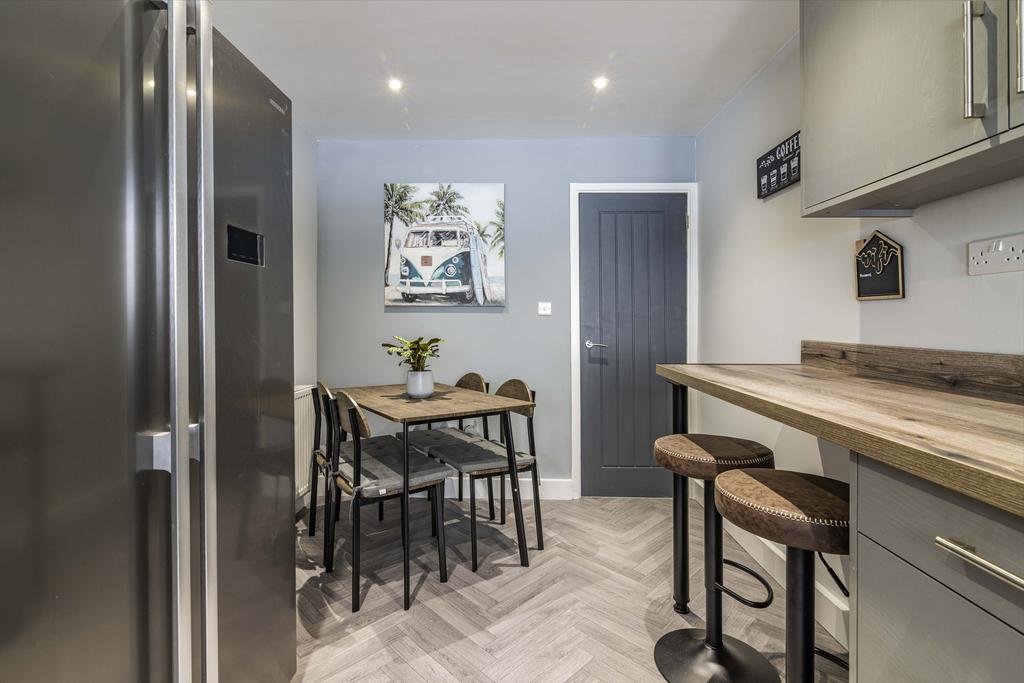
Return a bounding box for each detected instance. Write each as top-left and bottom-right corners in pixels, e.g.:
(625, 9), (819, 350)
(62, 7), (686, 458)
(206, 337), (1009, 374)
(335, 444), (456, 499)
(426, 438), (535, 475)
(396, 426), (481, 456)
(316, 435), (406, 468)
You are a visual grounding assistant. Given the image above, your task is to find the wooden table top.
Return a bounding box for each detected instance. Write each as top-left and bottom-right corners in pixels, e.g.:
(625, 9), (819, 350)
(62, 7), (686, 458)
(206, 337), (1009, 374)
(656, 363), (1024, 517)
(332, 383), (535, 424)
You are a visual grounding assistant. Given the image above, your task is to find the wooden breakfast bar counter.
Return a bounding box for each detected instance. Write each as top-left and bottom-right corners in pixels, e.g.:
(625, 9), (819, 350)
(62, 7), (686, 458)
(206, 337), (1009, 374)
(657, 348), (1024, 517)
(658, 341), (1024, 682)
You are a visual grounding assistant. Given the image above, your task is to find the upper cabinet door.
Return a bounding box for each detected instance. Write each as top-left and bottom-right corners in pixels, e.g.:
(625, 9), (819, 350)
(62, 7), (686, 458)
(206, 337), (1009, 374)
(801, 0), (1010, 211)
(1011, 0), (1024, 128)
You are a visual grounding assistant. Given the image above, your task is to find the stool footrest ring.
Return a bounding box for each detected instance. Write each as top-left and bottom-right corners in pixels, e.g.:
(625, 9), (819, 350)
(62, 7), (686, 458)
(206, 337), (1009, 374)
(717, 558), (774, 609)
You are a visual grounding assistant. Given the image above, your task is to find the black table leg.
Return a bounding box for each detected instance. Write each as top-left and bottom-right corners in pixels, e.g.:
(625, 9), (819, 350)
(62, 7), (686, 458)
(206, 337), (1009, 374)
(402, 422), (411, 609)
(435, 482), (448, 582)
(501, 411), (529, 567)
(671, 383), (690, 613)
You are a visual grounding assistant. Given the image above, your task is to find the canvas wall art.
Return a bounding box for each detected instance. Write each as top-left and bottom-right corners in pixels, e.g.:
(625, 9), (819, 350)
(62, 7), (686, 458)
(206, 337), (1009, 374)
(384, 182), (505, 306)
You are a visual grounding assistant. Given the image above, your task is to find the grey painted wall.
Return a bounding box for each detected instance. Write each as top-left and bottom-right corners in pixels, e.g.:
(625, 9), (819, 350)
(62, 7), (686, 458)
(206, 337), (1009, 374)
(695, 36), (860, 644)
(317, 137), (696, 479)
(293, 123), (318, 385)
(858, 176), (1024, 354)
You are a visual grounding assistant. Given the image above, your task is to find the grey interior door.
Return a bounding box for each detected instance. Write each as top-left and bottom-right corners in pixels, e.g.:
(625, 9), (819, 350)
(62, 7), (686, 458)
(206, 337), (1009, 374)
(212, 29), (296, 683)
(580, 193), (687, 497)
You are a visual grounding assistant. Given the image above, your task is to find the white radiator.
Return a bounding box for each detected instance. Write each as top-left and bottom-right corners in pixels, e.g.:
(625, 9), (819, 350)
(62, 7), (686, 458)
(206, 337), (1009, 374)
(294, 384), (316, 504)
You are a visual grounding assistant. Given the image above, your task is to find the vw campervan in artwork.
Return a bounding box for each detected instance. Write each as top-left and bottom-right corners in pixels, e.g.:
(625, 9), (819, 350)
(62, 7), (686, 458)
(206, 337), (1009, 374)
(397, 216), (492, 304)
(384, 182), (506, 307)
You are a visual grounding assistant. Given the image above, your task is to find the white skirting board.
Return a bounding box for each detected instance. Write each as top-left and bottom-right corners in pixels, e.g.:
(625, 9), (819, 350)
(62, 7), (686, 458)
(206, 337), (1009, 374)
(692, 480), (850, 649)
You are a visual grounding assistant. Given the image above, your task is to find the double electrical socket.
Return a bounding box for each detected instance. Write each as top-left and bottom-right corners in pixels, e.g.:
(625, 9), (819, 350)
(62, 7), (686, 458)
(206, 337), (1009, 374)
(968, 232), (1024, 276)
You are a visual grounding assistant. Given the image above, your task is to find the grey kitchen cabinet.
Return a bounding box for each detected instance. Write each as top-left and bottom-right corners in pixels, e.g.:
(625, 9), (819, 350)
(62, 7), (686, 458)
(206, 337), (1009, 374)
(802, 0), (1024, 216)
(858, 536), (1024, 683)
(1012, 0), (1024, 128)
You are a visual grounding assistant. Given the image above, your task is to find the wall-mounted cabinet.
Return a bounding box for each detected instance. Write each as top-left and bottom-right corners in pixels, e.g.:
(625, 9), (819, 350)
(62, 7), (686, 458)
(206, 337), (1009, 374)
(801, 0), (1024, 217)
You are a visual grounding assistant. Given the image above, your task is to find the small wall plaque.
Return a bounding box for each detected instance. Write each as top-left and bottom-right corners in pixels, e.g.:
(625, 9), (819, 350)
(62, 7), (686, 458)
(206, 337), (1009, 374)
(756, 131), (800, 199)
(855, 230), (904, 301)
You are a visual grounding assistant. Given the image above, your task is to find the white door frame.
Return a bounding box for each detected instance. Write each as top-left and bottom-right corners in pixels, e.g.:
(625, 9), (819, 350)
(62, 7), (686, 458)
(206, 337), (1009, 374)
(569, 182), (699, 498)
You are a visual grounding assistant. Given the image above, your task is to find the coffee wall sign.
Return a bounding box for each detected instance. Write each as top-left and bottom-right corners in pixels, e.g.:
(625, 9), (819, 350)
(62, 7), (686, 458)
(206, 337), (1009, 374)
(855, 230), (904, 301)
(756, 131), (800, 199)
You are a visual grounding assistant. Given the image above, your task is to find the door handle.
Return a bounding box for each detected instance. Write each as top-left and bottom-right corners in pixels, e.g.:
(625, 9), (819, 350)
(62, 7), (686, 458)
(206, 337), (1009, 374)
(585, 340), (608, 349)
(934, 536), (1024, 591)
(1017, 0), (1023, 93)
(963, 0), (988, 118)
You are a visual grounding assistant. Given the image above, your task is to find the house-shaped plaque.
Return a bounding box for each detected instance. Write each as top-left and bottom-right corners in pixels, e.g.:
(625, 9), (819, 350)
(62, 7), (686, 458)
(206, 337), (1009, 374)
(855, 230), (904, 301)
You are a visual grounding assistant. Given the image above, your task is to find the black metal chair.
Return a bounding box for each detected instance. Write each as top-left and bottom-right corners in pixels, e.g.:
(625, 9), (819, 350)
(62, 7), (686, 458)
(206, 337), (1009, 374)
(307, 384), (405, 536)
(421, 379), (544, 571)
(319, 383), (456, 612)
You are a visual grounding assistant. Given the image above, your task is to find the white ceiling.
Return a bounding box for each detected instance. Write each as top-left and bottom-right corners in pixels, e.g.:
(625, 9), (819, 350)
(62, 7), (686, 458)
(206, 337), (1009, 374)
(214, 0), (797, 140)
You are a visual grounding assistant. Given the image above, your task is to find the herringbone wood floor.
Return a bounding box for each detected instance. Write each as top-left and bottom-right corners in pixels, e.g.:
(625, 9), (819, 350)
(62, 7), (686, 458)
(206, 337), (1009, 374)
(294, 496), (847, 682)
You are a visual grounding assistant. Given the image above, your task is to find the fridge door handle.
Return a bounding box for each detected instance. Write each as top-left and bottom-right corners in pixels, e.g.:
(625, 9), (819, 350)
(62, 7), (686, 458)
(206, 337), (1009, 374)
(166, 1), (193, 681)
(194, 0), (219, 681)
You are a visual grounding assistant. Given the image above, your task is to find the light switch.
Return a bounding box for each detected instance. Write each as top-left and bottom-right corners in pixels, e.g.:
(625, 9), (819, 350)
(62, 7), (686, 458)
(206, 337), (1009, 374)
(537, 301), (552, 316)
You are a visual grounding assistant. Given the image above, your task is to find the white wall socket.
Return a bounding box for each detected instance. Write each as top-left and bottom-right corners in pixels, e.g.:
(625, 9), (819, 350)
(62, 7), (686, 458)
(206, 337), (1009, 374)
(968, 232), (1024, 276)
(537, 301), (552, 316)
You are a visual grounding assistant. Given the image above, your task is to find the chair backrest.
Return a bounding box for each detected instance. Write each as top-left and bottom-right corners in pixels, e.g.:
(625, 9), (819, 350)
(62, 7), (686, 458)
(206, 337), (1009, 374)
(495, 378), (534, 417)
(455, 372), (487, 393)
(310, 385), (322, 453)
(335, 389), (373, 438)
(316, 382), (335, 461)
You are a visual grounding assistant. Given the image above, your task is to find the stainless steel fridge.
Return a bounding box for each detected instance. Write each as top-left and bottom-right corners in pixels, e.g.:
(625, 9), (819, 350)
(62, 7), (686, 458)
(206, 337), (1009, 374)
(0, 1), (296, 681)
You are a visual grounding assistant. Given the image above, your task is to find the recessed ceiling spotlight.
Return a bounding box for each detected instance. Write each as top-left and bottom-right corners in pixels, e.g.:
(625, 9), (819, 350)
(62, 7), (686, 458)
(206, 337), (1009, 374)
(388, 78), (403, 92)
(593, 76), (609, 90)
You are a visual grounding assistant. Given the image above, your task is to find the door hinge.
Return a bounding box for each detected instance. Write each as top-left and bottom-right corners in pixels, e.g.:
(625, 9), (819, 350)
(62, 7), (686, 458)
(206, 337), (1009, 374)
(685, 214), (690, 230)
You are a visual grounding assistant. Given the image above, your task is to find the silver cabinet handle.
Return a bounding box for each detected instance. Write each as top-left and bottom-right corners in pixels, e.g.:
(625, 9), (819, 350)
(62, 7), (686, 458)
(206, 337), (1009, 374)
(585, 340), (608, 349)
(934, 536), (1024, 591)
(1017, 0), (1023, 93)
(963, 1), (988, 118)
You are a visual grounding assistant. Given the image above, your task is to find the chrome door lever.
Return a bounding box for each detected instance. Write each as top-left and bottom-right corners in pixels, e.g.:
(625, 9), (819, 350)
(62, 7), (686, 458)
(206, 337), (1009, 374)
(585, 340), (608, 349)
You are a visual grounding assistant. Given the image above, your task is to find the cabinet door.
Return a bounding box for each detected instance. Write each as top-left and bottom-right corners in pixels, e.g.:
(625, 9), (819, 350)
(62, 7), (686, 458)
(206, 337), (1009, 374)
(802, 0), (1009, 210)
(858, 536), (1024, 683)
(1012, 0), (1024, 127)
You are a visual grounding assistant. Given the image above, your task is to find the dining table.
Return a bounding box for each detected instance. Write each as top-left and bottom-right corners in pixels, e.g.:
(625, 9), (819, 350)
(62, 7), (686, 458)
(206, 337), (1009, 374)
(331, 382), (536, 610)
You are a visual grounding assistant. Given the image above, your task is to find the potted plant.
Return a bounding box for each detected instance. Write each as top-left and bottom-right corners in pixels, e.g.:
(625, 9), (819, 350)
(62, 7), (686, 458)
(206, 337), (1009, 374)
(382, 335), (444, 398)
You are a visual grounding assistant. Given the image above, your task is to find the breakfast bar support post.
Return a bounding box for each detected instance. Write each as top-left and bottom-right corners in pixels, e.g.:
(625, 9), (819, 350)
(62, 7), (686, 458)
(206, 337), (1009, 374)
(501, 411), (530, 566)
(402, 421), (411, 609)
(671, 382), (690, 613)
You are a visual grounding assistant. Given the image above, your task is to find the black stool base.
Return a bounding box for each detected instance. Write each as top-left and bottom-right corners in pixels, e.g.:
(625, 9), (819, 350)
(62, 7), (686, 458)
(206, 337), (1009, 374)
(673, 601), (691, 615)
(654, 629), (780, 683)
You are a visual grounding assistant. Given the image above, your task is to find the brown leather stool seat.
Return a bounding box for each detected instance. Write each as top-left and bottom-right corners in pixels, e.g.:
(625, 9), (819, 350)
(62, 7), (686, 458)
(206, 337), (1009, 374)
(714, 469), (850, 555)
(653, 433), (775, 480)
(715, 468), (851, 682)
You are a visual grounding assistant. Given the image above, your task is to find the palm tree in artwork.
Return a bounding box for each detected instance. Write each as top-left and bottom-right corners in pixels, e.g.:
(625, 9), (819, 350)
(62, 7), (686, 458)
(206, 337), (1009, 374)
(487, 198), (505, 257)
(427, 183), (469, 217)
(384, 183), (425, 285)
(472, 220), (491, 246)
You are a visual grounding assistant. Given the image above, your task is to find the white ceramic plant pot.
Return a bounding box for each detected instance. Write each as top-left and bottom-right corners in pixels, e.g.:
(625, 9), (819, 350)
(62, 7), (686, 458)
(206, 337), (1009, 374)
(406, 370), (434, 398)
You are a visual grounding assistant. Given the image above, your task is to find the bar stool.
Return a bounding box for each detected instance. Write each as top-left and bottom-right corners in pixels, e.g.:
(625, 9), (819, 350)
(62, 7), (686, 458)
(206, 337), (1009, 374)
(715, 469), (850, 683)
(653, 434), (780, 682)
